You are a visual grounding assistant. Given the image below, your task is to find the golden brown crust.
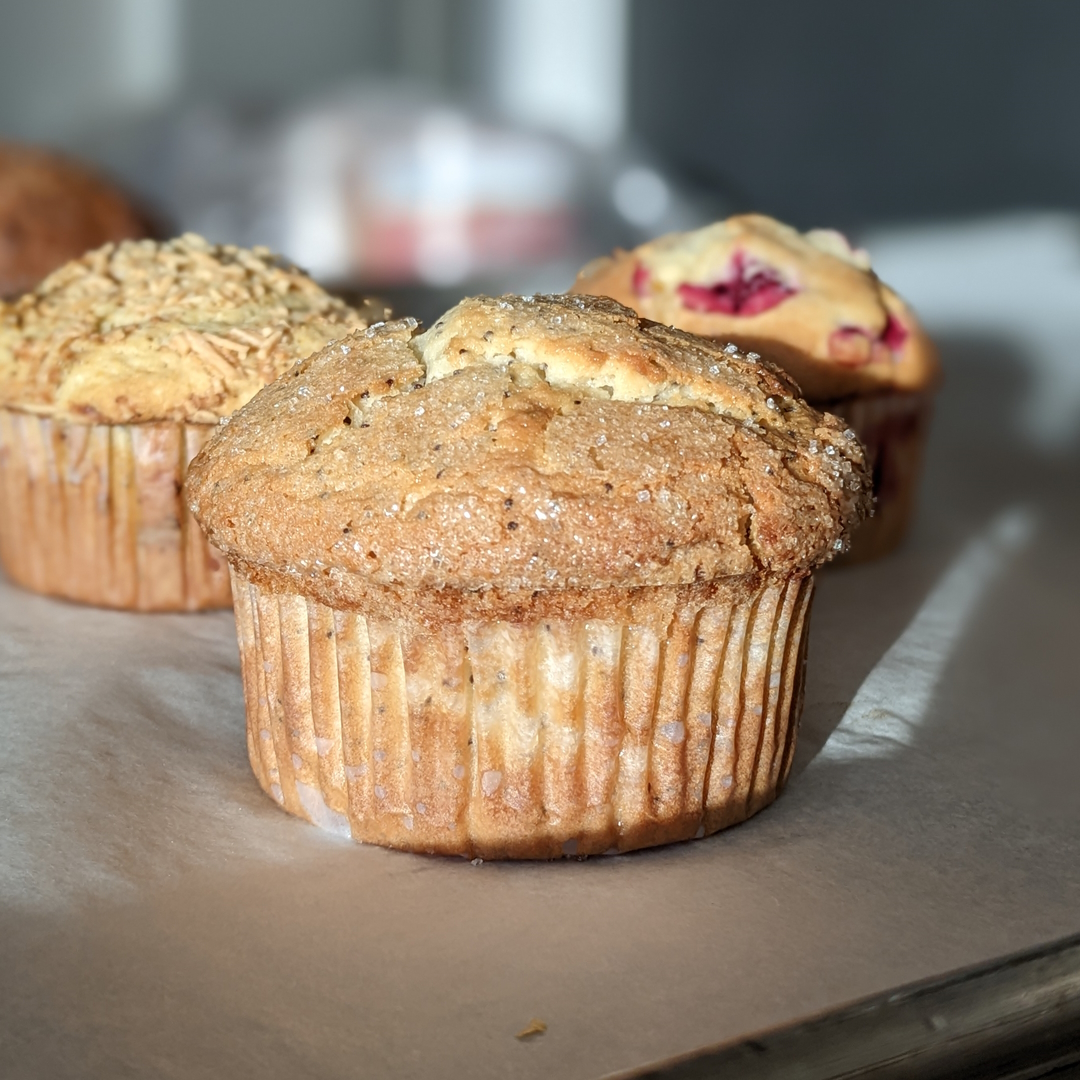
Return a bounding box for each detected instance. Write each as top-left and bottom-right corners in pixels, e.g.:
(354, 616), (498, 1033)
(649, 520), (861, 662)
(189, 294), (871, 596)
(231, 555), (774, 627)
(0, 234), (388, 424)
(0, 143), (150, 299)
(570, 214), (940, 401)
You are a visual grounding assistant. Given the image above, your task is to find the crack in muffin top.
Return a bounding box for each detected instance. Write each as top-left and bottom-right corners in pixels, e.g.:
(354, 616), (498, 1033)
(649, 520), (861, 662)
(0, 233), (387, 424)
(188, 293), (871, 596)
(570, 214), (939, 402)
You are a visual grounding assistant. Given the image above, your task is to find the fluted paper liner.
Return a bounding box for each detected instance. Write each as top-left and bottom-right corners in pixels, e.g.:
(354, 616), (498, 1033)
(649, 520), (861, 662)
(232, 569), (815, 858)
(0, 409), (230, 610)
(832, 390), (933, 563)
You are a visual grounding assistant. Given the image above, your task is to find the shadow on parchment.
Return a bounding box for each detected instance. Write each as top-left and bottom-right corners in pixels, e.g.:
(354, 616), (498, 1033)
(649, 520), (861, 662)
(791, 330), (1080, 776)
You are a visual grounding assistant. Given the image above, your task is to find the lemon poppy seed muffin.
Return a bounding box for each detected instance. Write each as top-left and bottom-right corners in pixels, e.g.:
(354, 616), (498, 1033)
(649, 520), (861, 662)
(0, 234), (386, 609)
(188, 293), (870, 858)
(572, 214), (940, 560)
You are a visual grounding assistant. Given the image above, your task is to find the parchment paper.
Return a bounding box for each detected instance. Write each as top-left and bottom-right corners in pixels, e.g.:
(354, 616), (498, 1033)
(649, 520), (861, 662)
(2, 217), (1079, 1079)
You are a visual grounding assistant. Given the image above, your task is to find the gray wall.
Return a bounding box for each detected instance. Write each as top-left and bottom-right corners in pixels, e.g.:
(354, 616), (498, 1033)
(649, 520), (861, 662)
(3, 0), (1079, 229)
(182, 0), (395, 104)
(0, 0), (473, 145)
(630, 0), (1080, 228)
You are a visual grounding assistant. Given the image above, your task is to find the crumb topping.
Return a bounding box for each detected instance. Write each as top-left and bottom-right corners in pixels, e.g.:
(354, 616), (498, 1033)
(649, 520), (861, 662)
(0, 234), (386, 423)
(189, 294), (872, 598)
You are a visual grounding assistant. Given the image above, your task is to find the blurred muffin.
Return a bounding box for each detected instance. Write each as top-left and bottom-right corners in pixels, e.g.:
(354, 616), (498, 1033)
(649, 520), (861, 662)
(0, 143), (150, 299)
(188, 293), (870, 858)
(571, 214), (940, 560)
(0, 234), (387, 610)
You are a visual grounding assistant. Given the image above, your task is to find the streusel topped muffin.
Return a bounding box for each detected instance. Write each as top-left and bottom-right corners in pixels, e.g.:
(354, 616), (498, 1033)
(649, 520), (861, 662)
(0, 233), (382, 424)
(0, 235), (386, 610)
(188, 294), (870, 857)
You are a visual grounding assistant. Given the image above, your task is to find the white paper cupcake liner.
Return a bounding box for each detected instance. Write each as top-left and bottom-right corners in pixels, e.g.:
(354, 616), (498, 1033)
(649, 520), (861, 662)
(0, 408), (230, 610)
(830, 390), (934, 562)
(231, 568), (815, 858)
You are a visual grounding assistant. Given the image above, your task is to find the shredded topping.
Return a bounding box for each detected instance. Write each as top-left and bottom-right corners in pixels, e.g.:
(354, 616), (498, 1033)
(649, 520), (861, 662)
(0, 234), (386, 423)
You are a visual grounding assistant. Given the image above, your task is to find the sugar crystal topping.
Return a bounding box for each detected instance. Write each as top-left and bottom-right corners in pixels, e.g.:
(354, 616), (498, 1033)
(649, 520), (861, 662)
(188, 293), (873, 595)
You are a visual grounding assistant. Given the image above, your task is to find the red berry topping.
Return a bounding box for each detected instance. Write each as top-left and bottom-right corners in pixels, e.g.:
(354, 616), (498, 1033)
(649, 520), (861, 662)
(881, 312), (909, 352)
(828, 312), (909, 366)
(632, 262), (650, 297)
(676, 251), (795, 316)
(827, 328), (874, 366)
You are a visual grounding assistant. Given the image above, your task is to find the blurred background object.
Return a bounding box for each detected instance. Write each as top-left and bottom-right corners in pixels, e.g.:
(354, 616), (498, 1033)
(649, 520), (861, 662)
(0, 0), (740, 315)
(276, 87), (578, 288)
(1, 0), (1079, 351)
(0, 142), (153, 298)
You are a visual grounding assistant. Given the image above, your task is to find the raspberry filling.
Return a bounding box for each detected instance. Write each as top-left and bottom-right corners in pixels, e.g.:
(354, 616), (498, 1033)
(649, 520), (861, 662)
(632, 262), (651, 297)
(675, 251), (796, 316)
(881, 312), (909, 352)
(828, 313), (909, 366)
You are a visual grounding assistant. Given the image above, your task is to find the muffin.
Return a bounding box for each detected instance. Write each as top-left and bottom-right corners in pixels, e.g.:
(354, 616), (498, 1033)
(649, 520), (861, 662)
(187, 293), (870, 858)
(0, 234), (386, 610)
(571, 214), (940, 560)
(0, 142), (150, 299)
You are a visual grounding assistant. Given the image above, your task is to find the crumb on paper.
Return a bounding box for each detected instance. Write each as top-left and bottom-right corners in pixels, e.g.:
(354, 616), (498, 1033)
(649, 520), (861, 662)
(515, 1019), (547, 1040)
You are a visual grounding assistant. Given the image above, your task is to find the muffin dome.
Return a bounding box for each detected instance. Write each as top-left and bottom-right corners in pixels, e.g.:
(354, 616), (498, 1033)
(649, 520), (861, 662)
(0, 235), (386, 611)
(0, 234), (386, 424)
(570, 214), (938, 401)
(188, 293), (870, 604)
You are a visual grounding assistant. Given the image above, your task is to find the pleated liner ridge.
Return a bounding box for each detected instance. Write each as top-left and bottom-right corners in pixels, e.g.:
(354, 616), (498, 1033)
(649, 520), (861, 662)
(0, 409), (231, 610)
(832, 389), (934, 563)
(232, 568), (815, 858)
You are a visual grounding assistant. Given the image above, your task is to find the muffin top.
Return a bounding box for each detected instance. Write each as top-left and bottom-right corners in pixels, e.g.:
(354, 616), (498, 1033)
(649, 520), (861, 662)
(0, 234), (386, 424)
(570, 214), (938, 401)
(0, 142), (149, 299)
(188, 294), (870, 603)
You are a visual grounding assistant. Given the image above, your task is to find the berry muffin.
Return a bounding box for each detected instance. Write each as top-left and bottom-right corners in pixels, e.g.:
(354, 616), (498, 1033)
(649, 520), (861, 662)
(187, 293), (870, 857)
(0, 142), (150, 299)
(0, 234), (386, 610)
(571, 214), (940, 560)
